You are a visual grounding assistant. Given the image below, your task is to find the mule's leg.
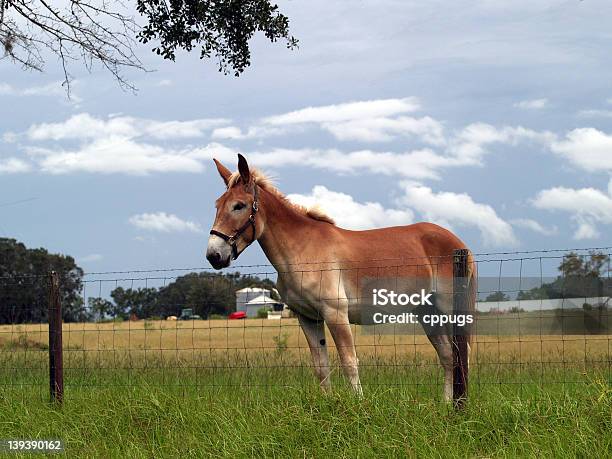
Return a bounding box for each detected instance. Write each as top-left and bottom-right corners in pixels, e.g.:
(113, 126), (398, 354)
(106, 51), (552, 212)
(426, 334), (453, 402)
(419, 289), (454, 402)
(297, 313), (331, 391)
(323, 309), (363, 396)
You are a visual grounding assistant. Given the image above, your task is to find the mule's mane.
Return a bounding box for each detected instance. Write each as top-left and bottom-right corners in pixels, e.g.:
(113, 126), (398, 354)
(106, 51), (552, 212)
(227, 170), (335, 225)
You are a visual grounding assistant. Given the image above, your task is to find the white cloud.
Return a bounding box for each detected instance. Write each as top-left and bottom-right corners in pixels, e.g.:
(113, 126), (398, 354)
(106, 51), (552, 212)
(214, 123), (549, 180)
(30, 137), (204, 175)
(129, 212), (203, 233)
(2, 100), (574, 182)
(0, 157), (31, 174)
(260, 98), (439, 144)
(156, 79), (173, 87)
(398, 183), (517, 246)
(0, 81), (61, 97)
(323, 116), (445, 144)
(211, 125), (289, 140)
(510, 218), (557, 236)
(257, 147), (457, 180)
(449, 123), (553, 164)
(11, 102), (558, 178)
(514, 98), (548, 109)
(574, 219), (600, 240)
(16, 114), (232, 174)
(577, 109), (612, 119)
(2, 132), (17, 143)
(27, 113), (229, 141)
(287, 185), (413, 230)
(197, 124), (549, 180)
(212, 99), (431, 144)
(550, 128), (612, 172)
(194, 144), (455, 180)
(263, 98), (420, 125)
(0, 81), (82, 103)
(532, 184), (612, 240)
(211, 126), (245, 140)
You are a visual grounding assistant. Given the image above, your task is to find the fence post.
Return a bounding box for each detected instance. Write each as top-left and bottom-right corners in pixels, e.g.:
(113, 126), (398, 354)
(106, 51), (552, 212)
(48, 271), (64, 404)
(452, 249), (469, 409)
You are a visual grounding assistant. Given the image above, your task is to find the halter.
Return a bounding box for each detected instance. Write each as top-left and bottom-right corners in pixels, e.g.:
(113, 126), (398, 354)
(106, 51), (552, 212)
(209, 184), (259, 260)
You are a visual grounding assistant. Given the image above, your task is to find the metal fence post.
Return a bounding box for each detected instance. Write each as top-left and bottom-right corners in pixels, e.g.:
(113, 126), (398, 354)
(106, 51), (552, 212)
(452, 249), (469, 409)
(48, 271), (64, 404)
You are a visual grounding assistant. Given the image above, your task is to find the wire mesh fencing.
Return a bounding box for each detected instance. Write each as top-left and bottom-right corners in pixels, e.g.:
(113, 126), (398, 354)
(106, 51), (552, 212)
(0, 249), (610, 404)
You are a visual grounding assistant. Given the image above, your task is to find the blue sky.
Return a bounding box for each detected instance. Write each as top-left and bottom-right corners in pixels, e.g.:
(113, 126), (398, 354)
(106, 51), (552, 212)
(1, 0), (612, 274)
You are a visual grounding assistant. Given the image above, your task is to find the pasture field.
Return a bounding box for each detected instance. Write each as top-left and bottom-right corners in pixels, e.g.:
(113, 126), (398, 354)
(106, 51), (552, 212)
(0, 319), (611, 457)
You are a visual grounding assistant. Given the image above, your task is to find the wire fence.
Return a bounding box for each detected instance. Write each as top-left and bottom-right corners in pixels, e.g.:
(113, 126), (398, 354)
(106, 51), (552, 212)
(0, 248), (610, 405)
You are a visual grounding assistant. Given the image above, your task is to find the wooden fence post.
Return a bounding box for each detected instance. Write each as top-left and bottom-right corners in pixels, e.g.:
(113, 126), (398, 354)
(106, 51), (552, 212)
(452, 249), (469, 409)
(48, 271), (64, 404)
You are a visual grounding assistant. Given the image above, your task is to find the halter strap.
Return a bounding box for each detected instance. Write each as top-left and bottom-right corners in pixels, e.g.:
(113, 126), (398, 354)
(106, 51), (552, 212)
(209, 184), (259, 260)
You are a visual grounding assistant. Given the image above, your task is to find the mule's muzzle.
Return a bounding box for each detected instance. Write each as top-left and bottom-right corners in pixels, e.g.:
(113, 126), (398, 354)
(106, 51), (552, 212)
(206, 248), (230, 270)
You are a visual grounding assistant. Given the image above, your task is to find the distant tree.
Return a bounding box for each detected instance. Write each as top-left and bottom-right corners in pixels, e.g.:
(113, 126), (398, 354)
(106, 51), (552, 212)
(517, 288), (547, 301)
(156, 271), (279, 318)
(71, 271), (282, 321)
(0, 238), (84, 323)
(485, 291), (510, 302)
(110, 286), (159, 319)
(516, 252), (610, 300)
(88, 297), (114, 319)
(157, 272), (237, 318)
(558, 252), (609, 278)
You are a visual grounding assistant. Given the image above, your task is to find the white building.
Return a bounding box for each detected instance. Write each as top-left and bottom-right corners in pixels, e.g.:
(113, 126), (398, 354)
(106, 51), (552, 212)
(236, 287), (271, 313)
(236, 287), (286, 318)
(245, 295), (284, 318)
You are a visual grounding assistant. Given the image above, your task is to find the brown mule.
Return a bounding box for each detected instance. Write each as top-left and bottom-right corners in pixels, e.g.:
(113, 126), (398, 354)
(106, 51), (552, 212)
(206, 154), (476, 399)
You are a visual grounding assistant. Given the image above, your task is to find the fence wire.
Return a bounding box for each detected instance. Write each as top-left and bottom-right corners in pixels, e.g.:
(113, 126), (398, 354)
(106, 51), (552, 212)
(0, 250), (610, 402)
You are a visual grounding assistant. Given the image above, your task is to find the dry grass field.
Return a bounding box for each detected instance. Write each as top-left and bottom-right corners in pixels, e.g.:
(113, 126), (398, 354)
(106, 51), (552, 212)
(1, 318), (609, 375)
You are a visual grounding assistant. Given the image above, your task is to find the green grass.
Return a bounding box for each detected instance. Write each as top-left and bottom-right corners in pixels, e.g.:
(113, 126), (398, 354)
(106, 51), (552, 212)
(0, 350), (611, 458)
(1, 379), (611, 458)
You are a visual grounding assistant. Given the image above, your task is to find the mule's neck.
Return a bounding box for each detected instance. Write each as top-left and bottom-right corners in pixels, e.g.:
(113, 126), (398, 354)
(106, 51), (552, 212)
(256, 187), (330, 270)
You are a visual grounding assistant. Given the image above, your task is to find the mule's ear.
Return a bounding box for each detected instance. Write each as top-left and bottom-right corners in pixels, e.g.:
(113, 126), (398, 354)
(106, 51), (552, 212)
(213, 158), (231, 186)
(237, 154), (251, 185)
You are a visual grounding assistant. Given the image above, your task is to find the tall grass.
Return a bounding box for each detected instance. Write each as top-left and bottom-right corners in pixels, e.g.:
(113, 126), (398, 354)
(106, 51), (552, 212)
(0, 320), (610, 457)
(1, 375), (610, 458)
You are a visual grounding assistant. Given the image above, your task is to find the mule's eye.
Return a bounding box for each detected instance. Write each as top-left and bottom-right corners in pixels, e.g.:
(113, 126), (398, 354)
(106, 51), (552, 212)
(232, 202), (246, 211)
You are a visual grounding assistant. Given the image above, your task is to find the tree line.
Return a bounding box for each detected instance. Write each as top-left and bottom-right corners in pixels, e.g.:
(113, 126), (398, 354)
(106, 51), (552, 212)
(88, 272), (278, 321)
(0, 238), (276, 324)
(0, 238), (85, 324)
(484, 252), (611, 304)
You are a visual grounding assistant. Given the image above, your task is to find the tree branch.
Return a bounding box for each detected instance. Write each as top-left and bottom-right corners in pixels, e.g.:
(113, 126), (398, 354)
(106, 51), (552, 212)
(1, 0), (145, 92)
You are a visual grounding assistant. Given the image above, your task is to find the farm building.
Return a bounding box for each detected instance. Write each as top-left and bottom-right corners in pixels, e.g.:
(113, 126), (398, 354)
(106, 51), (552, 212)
(236, 287), (286, 318)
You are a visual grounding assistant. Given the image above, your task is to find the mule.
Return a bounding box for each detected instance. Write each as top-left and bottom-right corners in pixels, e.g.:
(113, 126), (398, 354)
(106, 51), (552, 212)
(206, 154), (475, 400)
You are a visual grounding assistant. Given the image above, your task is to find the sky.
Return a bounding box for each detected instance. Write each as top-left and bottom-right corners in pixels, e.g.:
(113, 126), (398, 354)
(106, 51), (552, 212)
(1, 0), (612, 275)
